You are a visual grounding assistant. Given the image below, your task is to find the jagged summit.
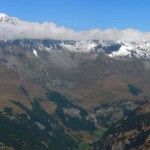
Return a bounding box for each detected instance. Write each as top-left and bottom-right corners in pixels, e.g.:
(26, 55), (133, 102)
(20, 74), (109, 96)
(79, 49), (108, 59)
(0, 13), (21, 25)
(1, 39), (150, 59)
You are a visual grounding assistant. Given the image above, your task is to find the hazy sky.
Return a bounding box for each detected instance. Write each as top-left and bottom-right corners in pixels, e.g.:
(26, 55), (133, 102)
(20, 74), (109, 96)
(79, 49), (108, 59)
(0, 0), (150, 32)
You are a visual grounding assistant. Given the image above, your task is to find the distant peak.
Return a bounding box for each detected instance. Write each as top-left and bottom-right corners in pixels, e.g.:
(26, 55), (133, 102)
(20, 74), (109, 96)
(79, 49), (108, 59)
(0, 13), (7, 18)
(0, 13), (22, 25)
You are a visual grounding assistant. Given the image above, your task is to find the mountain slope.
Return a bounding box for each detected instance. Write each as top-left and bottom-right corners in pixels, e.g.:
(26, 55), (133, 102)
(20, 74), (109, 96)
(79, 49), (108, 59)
(0, 64), (97, 150)
(0, 13), (150, 150)
(93, 100), (150, 150)
(0, 38), (150, 149)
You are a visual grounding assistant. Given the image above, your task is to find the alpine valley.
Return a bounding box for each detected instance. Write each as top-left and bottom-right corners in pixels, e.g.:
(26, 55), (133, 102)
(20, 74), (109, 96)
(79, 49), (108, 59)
(0, 13), (150, 150)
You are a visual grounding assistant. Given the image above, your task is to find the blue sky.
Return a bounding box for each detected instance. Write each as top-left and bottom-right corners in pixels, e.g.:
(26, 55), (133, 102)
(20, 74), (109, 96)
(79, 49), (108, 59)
(0, 0), (150, 32)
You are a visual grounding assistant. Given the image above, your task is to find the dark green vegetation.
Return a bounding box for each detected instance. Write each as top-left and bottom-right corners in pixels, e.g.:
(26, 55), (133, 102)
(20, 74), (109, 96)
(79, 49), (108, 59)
(1, 91), (149, 150)
(0, 98), (76, 150)
(0, 91), (96, 150)
(77, 142), (89, 150)
(128, 84), (142, 96)
(92, 128), (107, 139)
(47, 91), (96, 131)
(0, 76), (149, 150)
(92, 101), (150, 150)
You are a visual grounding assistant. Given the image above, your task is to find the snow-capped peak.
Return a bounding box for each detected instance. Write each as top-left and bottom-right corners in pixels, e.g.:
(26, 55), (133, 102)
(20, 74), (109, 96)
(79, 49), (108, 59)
(0, 13), (21, 25)
(0, 13), (7, 18)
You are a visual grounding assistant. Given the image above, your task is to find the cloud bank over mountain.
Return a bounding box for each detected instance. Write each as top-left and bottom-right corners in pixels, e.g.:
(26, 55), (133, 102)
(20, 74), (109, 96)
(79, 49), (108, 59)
(0, 13), (150, 41)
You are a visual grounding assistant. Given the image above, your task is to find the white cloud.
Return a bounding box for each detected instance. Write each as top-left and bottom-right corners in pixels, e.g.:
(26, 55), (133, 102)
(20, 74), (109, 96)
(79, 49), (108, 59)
(0, 21), (150, 41)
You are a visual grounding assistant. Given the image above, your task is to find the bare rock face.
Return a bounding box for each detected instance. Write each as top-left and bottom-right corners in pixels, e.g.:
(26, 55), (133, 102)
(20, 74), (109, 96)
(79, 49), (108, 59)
(63, 108), (81, 118)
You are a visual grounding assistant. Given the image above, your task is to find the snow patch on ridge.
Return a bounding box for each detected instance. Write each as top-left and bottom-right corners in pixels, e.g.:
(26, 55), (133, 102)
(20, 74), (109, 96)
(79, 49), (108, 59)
(109, 41), (150, 59)
(33, 49), (38, 57)
(60, 41), (98, 53)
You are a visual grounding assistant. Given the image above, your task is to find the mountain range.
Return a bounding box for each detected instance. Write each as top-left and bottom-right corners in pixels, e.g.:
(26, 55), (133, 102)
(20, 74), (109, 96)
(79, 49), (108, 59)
(0, 13), (150, 150)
